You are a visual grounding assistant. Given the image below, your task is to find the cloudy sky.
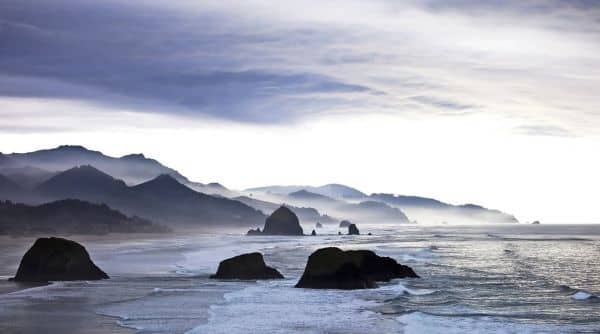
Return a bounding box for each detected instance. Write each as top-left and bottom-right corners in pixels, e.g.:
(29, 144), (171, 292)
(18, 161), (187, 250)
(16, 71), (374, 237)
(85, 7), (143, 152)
(1, 0), (599, 223)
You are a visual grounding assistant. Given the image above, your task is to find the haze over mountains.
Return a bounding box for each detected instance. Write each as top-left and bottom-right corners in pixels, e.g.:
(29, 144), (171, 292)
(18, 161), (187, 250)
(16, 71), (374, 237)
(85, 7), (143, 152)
(247, 184), (366, 199)
(0, 145), (518, 235)
(2, 145), (188, 185)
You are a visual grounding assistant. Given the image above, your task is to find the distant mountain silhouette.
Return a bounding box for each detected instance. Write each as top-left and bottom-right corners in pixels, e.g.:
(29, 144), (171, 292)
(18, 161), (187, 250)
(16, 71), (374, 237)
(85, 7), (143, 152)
(188, 181), (238, 198)
(37, 165), (129, 200)
(336, 200), (409, 223)
(0, 166), (56, 189)
(1, 146), (520, 226)
(370, 194), (447, 208)
(33, 166), (265, 228)
(251, 189), (410, 224)
(288, 190), (337, 202)
(234, 196), (335, 223)
(0, 199), (168, 235)
(247, 186), (515, 224)
(5, 145), (188, 185)
(0, 174), (24, 200)
(0, 153), (16, 167)
(370, 193), (518, 224)
(246, 184), (366, 199)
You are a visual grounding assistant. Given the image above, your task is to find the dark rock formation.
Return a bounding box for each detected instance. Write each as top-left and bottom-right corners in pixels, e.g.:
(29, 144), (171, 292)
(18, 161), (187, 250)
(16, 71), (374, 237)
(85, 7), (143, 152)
(311, 229), (317, 236)
(262, 206), (303, 235)
(246, 228), (262, 235)
(339, 220), (352, 228)
(348, 224), (360, 235)
(210, 252), (283, 280)
(532, 220), (541, 225)
(315, 222), (323, 228)
(295, 247), (418, 289)
(11, 237), (109, 282)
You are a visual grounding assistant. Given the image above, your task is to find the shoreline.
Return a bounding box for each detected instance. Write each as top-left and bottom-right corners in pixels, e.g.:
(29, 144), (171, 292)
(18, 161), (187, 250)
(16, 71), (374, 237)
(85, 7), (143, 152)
(0, 278), (50, 295)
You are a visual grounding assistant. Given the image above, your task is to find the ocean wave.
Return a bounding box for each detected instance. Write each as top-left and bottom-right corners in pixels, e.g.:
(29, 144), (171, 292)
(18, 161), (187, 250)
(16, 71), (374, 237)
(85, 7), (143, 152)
(558, 285), (598, 301)
(571, 291), (597, 301)
(188, 280), (396, 334)
(378, 282), (437, 296)
(402, 246), (439, 263)
(151, 287), (209, 294)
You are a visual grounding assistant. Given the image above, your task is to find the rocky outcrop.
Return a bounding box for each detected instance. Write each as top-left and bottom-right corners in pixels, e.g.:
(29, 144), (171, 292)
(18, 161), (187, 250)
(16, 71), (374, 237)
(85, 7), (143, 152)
(339, 220), (351, 228)
(311, 229), (317, 236)
(11, 237), (109, 282)
(246, 228), (262, 235)
(348, 224), (360, 235)
(210, 252), (284, 280)
(295, 247), (418, 289)
(262, 206), (303, 235)
(315, 222), (323, 228)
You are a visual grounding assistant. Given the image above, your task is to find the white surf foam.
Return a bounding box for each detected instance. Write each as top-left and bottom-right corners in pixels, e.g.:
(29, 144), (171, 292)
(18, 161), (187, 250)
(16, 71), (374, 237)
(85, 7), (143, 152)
(378, 281), (436, 296)
(187, 279), (397, 334)
(572, 291), (596, 300)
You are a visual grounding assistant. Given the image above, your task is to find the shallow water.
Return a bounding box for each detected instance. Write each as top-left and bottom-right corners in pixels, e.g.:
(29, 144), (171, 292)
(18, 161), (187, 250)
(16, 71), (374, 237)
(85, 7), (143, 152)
(0, 224), (599, 333)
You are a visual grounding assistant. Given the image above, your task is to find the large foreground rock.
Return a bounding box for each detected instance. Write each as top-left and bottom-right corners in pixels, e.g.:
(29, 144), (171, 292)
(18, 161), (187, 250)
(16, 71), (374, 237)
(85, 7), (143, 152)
(295, 247), (418, 289)
(11, 237), (109, 282)
(210, 252), (284, 280)
(262, 206), (303, 235)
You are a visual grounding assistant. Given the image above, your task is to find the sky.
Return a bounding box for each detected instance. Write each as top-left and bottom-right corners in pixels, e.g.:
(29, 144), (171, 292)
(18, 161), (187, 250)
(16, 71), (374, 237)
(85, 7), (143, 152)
(1, 0), (599, 223)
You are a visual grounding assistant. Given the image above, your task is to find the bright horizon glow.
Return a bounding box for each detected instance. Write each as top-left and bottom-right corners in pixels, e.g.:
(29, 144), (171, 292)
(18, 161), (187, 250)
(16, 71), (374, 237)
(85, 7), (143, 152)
(1, 98), (598, 224)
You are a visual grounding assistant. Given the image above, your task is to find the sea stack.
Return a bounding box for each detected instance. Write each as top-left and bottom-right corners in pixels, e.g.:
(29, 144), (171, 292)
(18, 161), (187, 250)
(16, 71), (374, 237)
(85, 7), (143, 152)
(246, 228), (262, 235)
(295, 247), (418, 289)
(210, 253), (284, 280)
(11, 237), (109, 282)
(311, 229), (317, 236)
(262, 206), (304, 235)
(348, 224), (360, 235)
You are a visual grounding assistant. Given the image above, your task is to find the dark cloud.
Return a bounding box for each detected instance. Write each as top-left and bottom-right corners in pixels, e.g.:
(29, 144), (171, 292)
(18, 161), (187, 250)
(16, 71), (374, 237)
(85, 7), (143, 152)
(0, 0), (376, 123)
(1, 0), (598, 128)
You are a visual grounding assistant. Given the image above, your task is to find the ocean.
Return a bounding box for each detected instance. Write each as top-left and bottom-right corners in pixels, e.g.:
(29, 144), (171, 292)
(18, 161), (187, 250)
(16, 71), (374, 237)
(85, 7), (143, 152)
(0, 223), (599, 333)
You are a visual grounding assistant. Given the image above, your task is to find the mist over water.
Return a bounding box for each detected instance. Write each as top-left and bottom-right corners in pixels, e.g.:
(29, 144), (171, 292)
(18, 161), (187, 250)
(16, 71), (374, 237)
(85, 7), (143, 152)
(1, 224), (599, 333)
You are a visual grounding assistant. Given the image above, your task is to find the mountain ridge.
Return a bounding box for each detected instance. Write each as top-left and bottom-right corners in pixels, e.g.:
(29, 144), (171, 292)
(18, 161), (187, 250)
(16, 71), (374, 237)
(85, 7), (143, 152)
(0, 198), (168, 235)
(31, 166), (266, 228)
(5, 145), (189, 185)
